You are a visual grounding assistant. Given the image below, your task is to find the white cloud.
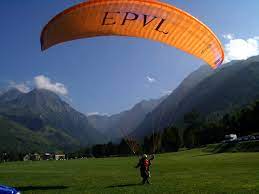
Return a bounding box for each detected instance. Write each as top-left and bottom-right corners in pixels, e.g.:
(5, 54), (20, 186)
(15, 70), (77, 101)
(86, 112), (109, 116)
(146, 76), (156, 83)
(223, 35), (259, 62)
(223, 34), (234, 40)
(8, 81), (30, 93)
(34, 75), (68, 96)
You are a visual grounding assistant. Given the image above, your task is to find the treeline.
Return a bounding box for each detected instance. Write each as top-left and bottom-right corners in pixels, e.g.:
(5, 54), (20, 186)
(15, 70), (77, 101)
(67, 141), (132, 158)
(66, 126), (181, 158)
(0, 152), (25, 162)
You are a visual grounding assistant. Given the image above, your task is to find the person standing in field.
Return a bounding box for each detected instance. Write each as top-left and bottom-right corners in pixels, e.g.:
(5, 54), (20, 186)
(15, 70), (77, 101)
(135, 154), (155, 184)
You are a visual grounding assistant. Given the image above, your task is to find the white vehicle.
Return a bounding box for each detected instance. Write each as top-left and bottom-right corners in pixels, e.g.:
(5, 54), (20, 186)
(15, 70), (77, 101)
(224, 134), (237, 142)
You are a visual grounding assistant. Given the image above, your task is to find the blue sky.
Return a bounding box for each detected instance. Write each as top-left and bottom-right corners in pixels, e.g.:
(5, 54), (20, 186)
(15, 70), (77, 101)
(1, 0), (259, 115)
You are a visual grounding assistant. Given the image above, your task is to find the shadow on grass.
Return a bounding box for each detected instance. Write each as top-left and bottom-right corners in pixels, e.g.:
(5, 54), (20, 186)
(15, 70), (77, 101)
(17, 185), (68, 191)
(106, 183), (142, 188)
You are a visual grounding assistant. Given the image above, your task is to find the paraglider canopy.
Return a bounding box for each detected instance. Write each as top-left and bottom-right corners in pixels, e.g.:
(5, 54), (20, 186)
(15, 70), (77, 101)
(41, 0), (224, 68)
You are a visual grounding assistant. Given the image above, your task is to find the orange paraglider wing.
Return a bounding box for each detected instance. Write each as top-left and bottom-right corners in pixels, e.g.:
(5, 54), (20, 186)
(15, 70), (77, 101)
(41, 0), (224, 68)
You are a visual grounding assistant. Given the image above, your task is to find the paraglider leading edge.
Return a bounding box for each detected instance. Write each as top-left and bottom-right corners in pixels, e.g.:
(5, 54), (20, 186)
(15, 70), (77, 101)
(40, 0), (224, 69)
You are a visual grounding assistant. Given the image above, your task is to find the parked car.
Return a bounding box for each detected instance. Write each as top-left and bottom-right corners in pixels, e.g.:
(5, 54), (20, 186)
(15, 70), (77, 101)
(233, 135), (257, 143)
(248, 135), (256, 140)
(0, 185), (20, 194)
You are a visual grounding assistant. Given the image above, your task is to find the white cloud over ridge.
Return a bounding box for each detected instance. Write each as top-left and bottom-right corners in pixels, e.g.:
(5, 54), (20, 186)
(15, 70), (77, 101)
(8, 81), (30, 93)
(87, 112), (100, 116)
(34, 75), (68, 96)
(223, 34), (259, 62)
(162, 90), (172, 95)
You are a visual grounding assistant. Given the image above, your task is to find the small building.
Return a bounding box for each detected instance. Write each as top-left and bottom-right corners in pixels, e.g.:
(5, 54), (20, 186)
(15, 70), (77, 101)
(43, 153), (53, 160)
(23, 153), (41, 161)
(31, 153), (41, 161)
(55, 154), (65, 160)
(23, 154), (30, 161)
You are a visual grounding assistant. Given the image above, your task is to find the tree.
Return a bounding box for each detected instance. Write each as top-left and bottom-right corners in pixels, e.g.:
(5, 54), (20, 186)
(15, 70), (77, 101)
(183, 110), (202, 148)
(92, 144), (106, 158)
(118, 140), (132, 156)
(161, 127), (181, 152)
(106, 142), (118, 156)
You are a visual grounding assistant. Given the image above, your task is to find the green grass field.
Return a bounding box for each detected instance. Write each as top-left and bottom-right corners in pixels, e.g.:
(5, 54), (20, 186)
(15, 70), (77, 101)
(1, 149), (259, 194)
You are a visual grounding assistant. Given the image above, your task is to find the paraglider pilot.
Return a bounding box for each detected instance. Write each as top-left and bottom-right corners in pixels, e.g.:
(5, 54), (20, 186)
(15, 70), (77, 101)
(135, 154), (155, 184)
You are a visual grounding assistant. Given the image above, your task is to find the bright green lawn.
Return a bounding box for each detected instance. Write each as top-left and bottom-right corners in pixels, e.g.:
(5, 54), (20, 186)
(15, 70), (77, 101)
(1, 149), (259, 194)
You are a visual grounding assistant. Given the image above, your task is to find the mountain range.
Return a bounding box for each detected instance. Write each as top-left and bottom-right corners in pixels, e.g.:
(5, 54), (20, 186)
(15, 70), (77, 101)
(1, 55), (259, 152)
(0, 88), (106, 152)
(0, 88), (165, 152)
(88, 96), (167, 141)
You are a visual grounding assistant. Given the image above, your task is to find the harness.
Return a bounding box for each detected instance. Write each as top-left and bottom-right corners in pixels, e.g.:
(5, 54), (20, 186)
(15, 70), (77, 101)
(143, 159), (150, 170)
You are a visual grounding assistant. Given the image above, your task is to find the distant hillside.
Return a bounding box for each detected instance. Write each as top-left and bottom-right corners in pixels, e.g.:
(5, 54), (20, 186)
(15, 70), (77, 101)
(88, 96), (167, 140)
(132, 64), (215, 138)
(0, 88), (107, 152)
(0, 116), (53, 153)
(133, 56), (259, 138)
(0, 88), (23, 102)
(172, 60), (259, 124)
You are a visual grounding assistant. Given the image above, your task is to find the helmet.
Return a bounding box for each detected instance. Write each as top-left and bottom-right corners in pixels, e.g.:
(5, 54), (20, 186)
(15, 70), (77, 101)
(143, 154), (148, 159)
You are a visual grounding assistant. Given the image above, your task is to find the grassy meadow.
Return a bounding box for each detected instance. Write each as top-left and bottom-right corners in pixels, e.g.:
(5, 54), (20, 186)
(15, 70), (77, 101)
(1, 149), (259, 194)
